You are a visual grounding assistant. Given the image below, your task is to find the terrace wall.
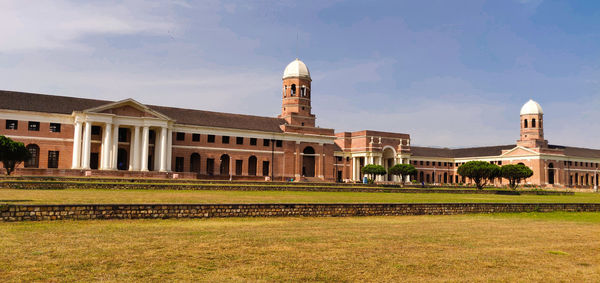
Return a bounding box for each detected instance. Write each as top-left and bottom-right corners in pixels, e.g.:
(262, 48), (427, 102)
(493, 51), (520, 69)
(2, 203), (598, 222)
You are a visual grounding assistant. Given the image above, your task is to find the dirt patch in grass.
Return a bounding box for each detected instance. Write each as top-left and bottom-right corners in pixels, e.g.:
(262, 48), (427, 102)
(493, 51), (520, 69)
(1, 213), (600, 282)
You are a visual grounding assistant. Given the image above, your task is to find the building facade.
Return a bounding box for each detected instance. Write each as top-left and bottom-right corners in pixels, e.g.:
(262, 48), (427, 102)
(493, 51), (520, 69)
(1, 59), (599, 187)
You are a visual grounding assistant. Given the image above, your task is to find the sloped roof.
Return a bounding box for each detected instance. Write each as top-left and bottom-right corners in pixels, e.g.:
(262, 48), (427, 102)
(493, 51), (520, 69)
(411, 145), (516, 158)
(0, 90), (286, 133)
(549, 145), (600, 158)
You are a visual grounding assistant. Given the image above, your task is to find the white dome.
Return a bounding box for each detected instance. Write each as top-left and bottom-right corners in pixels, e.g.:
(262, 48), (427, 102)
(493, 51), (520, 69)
(520, 99), (544, 115)
(283, 58), (310, 80)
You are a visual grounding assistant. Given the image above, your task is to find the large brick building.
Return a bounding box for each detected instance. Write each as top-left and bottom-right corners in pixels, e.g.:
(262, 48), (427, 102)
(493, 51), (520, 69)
(1, 59), (599, 188)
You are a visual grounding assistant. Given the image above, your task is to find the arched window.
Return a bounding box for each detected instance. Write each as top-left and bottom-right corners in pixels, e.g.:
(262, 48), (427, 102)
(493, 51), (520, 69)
(25, 144), (40, 168)
(300, 86), (306, 97)
(291, 84), (296, 96)
(532, 119), (536, 128)
(523, 119), (528, 128)
(248, 156), (257, 176)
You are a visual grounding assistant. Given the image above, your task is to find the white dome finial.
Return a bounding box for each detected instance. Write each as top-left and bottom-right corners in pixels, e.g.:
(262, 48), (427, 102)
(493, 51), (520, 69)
(283, 59), (311, 80)
(520, 99), (544, 115)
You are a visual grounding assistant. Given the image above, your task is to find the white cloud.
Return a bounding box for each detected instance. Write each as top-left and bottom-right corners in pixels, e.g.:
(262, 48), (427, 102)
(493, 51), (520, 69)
(0, 0), (176, 53)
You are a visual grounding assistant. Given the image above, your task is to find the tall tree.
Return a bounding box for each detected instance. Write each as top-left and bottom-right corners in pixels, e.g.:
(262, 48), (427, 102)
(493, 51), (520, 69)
(388, 163), (417, 183)
(457, 161), (501, 190)
(361, 164), (387, 183)
(0, 135), (31, 175)
(500, 164), (534, 190)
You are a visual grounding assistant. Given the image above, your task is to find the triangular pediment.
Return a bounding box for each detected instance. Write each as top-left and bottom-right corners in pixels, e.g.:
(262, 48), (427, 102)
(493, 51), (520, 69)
(501, 146), (539, 157)
(83, 99), (172, 120)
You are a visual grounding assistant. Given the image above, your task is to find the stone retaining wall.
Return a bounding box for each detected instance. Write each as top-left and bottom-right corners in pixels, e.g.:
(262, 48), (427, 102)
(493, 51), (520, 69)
(0, 181), (573, 195)
(2, 203), (598, 222)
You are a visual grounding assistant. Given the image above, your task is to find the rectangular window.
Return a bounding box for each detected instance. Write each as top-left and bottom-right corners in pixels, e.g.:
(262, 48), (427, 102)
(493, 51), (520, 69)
(28, 121), (40, 131)
(276, 140), (283, 147)
(236, 137), (244, 145)
(498, 161), (502, 165)
(250, 138), (257, 146)
(91, 125), (101, 135)
(420, 161), (423, 166)
(222, 136), (230, 144)
(118, 128), (127, 142)
(263, 139), (270, 147)
(175, 157), (184, 172)
(176, 132), (185, 141)
(437, 162), (442, 166)
(49, 123), (61, 133)
(206, 158), (214, 175)
(48, 151), (59, 168)
(262, 161), (270, 176)
(207, 135), (215, 143)
(5, 120), (18, 130)
(235, 160), (243, 175)
(426, 161), (430, 166)
(192, 133), (200, 142)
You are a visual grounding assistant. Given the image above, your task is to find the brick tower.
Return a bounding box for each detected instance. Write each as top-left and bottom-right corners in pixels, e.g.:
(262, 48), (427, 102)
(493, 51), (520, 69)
(279, 59), (315, 127)
(517, 99), (548, 148)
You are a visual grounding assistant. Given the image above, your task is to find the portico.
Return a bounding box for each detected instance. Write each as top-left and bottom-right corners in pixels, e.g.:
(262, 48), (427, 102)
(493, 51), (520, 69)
(70, 99), (174, 173)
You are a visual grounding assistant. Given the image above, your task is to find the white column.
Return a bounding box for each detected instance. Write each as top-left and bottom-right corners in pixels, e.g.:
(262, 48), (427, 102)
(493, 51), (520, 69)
(81, 122), (92, 169)
(71, 121), (83, 169)
(141, 126), (149, 171)
(154, 129), (161, 171)
(159, 127), (168, 172)
(132, 126), (141, 171)
(128, 127), (135, 171)
(101, 123), (112, 170)
(352, 157), (357, 181)
(166, 128), (172, 172)
(111, 124), (119, 170)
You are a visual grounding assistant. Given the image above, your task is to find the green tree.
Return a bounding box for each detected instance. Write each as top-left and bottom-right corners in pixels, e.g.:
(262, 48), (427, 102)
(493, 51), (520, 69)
(0, 135), (31, 176)
(457, 161), (501, 190)
(388, 163), (417, 182)
(361, 164), (387, 183)
(500, 164), (534, 190)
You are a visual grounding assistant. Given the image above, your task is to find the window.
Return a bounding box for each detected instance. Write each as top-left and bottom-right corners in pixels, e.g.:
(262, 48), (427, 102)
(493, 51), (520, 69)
(206, 158), (214, 176)
(235, 160), (243, 175)
(263, 139), (270, 147)
(207, 135), (215, 143)
(28, 121), (40, 131)
(118, 128), (127, 142)
(176, 132), (185, 141)
(498, 161), (502, 165)
(236, 137), (244, 145)
(25, 144), (40, 168)
(426, 161), (430, 166)
(437, 162), (442, 166)
(91, 125), (101, 135)
(5, 120), (18, 130)
(444, 162), (447, 166)
(248, 156), (257, 176)
(420, 161), (423, 166)
(175, 157), (184, 172)
(291, 84), (296, 96)
(413, 161), (417, 165)
(532, 119), (536, 128)
(222, 136), (230, 144)
(276, 140), (283, 147)
(49, 123), (61, 133)
(250, 138), (257, 146)
(524, 119), (528, 128)
(48, 151), (59, 168)
(192, 134), (200, 142)
(262, 161), (270, 176)
(301, 122), (305, 126)
(300, 86), (306, 97)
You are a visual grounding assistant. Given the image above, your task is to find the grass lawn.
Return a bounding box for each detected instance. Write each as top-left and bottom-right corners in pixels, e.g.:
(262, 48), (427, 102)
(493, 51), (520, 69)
(1, 189), (600, 205)
(1, 212), (599, 282)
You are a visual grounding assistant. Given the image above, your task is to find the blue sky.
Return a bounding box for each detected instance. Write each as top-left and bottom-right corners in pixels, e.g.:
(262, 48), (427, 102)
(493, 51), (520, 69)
(1, 0), (599, 148)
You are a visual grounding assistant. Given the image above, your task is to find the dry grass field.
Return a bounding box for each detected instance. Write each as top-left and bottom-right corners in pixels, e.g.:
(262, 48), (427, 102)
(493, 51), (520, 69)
(1, 188), (600, 204)
(1, 212), (600, 282)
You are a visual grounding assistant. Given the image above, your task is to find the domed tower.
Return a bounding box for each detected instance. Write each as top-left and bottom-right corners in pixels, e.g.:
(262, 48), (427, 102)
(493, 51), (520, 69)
(279, 59), (315, 127)
(517, 99), (548, 148)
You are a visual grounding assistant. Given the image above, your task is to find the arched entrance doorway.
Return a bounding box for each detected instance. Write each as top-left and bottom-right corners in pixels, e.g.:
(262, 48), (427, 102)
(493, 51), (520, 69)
(219, 154), (230, 176)
(190, 153), (200, 174)
(548, 163), (555, 185)
(302, 147), (315, 177)
(117, 148), (128, 170)
(382, 147), (396, 181)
